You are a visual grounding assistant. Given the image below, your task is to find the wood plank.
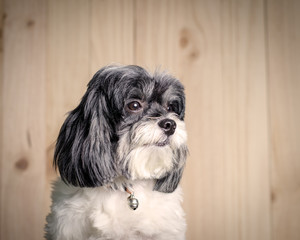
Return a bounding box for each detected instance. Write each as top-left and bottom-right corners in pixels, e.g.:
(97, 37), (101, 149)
(90, 0), (134, 73)
(46, 0), (90, 213)
(135, 0), (181, 74)
(266, 0), (300, 239)
(219, 1), (271, 239)
(135, 0), (271, 239)
(0, 0), (3, 236)
(0, 0), (46, 239)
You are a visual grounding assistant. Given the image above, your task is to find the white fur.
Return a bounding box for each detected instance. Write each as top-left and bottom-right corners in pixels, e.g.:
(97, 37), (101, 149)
(118, 114), (187, 180)
(46, 179), (186, 240)
(127, 146), (173, 179)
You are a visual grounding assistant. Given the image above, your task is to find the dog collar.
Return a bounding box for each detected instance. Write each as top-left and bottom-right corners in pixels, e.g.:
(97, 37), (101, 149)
(125, 188), (139, 210)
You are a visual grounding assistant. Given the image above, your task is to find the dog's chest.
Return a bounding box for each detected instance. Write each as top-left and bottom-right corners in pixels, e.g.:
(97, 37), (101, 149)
(86, 185), (186, 239)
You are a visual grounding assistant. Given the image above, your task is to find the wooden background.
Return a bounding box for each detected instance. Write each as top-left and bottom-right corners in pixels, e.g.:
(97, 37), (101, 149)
(1, 0), (299, 239)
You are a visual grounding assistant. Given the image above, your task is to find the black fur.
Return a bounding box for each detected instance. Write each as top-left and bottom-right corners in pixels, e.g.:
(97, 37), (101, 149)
(54, 65), (187, 192)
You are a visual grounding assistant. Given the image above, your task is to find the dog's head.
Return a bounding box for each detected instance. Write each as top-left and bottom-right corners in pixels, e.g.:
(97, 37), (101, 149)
(54, 65), (188, 193)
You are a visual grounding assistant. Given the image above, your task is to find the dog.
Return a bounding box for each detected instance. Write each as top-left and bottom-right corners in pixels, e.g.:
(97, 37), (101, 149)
(45, 65), (188, 240)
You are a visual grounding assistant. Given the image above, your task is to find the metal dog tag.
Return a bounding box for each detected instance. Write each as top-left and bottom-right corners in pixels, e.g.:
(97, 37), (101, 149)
(127, 194), (139, 210)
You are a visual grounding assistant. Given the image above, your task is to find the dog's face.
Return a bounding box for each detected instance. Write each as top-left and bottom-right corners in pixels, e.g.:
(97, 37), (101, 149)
(54, 65), (188, 193)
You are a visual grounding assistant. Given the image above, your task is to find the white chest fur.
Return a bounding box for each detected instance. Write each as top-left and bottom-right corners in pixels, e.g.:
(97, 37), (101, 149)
(45, 179), (186, 240)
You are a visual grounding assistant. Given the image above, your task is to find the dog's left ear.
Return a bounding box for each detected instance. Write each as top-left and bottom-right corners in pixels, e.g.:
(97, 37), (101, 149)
(153, 147), (188, 193)
(54, 74), (118, 187)
(153, 167), (185, 193)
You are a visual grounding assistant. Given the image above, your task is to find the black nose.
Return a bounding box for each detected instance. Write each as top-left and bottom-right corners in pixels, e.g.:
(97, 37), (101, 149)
(158, 119), (177, 136)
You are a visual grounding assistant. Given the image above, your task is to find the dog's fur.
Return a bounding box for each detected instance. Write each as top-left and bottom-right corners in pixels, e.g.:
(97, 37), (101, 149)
(45, 65), (188, 240)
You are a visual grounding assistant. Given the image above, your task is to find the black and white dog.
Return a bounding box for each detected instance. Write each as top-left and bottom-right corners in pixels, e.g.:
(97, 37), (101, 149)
(45, 65), (188, 240)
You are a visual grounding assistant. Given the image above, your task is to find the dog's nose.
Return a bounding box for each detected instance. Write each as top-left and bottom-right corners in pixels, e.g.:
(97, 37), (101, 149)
(158, 119), (177, 136)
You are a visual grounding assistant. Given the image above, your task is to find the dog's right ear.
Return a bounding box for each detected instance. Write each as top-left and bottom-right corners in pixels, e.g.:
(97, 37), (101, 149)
(54, 72), (118, 187)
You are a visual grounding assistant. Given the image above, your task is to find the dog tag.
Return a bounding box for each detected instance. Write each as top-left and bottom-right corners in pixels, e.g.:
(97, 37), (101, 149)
(127, 194), (139, 210)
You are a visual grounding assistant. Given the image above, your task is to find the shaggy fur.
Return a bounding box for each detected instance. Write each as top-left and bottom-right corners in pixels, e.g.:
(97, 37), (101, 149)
(45, 65), (188, 240)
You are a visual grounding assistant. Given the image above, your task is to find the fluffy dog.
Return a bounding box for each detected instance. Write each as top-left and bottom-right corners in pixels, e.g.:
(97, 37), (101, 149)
(45, 65), (188, 240)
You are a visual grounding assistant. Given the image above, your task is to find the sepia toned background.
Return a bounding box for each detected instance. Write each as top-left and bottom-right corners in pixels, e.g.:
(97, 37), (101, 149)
(1, 0), (299, 239)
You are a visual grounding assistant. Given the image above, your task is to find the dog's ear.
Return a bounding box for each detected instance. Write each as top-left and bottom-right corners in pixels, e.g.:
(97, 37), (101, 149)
(54, 75), (118, 187)
(153, 147), (188, 193)
(153, 167), (185, 193)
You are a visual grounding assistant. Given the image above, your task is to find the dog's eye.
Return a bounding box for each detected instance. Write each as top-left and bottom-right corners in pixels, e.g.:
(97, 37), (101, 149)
(127, 101), (142, 112)
(167, 102), (179, 114)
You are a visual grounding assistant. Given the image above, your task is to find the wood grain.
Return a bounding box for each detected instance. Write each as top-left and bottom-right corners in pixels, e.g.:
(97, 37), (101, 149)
(135, 0), (183, 74)
(0, 0), (3, 235)
(90, 0), (134, 72)
(266, 0), (300, 239)
(219, 1), (271, 239)
(0, 0), (46, 239)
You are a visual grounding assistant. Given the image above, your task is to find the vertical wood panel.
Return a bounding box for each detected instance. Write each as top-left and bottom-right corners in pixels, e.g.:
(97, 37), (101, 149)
(266, 0), (300, 239)
(90, 0), (134, 73)
(219, 1), (271, 239)
(46, 0), (91, 214)
(135, 0), (181, 73)
(0, 0), (46, 239)
(136, 0), (271, 239)
(0, 0), (3, 236)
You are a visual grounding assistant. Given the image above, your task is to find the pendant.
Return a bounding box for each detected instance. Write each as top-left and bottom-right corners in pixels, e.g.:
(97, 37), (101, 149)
(127, 193), (139, 210)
